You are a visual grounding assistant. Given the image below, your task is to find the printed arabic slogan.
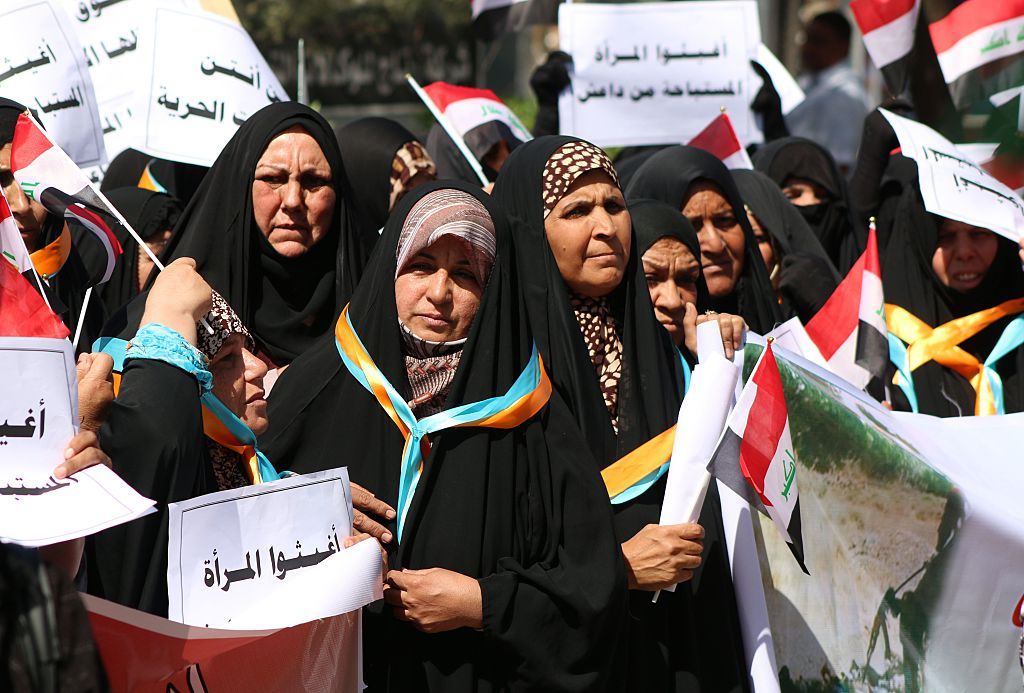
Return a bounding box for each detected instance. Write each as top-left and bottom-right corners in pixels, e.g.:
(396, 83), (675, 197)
(558, 1), (761, 148)
(744, 342), (1024, 692)
(140, 4), (287, 167)
(0, 0), (107, 169)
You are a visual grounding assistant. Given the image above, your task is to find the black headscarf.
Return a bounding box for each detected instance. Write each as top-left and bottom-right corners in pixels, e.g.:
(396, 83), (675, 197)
(753, 136), (865, 272)
(335, 117), (427, 240)
(100, 148), (208, 204)
(629, 197), (710, 310)
(425, 120), (521, 184)
(732, 168), (840, 322)
(260, 180), (628, 692)
(492, 136), (749, 693)
(159, 102), (365, 365)
(879, 177), (1024, 417)
(97, 188), (182, 317)
(626, 145), (784, 334)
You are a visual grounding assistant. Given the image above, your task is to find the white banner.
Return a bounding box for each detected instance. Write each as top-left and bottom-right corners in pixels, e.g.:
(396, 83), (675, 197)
(881, 109), (1024, 242)
(167, 468), (383, 630)
(0, 337), (155, 546)
(137, 4), (287, 167)
(57, 0), (193, 172)
(0, 0), (106, 170)
(558, 1), (760, 148)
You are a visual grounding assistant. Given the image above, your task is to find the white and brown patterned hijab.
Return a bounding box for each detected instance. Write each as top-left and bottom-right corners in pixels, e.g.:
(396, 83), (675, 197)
(541, 140), (619, 218)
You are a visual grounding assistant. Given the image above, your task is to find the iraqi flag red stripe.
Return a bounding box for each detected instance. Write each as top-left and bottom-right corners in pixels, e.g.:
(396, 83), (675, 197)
(851, 0), (917, 35)
(806, 254), (865, 361)
(929, 0), (1024, 54)
(422, 83), (503, 113)
(738, 346), (788, 506)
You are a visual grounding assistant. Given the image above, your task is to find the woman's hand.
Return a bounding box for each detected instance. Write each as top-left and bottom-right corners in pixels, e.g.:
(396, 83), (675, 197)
(682, 305), (747, 360)
(140, 257), (213, 346)
(621, 523), (704, 591)
(383, 567), (483, 633)
(76, 352), (114, 433)
(350, 482), (396, 545)
(53, 430), (111, 480)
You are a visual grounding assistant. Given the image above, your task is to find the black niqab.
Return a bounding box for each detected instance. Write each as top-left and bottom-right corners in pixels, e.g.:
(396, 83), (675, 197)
(260, 180), (628, 692)
(160, 102), (365, 365)
(626, 145), (784, 334)
(753, 136), (865, 272)
(880, 179), (1024, 416)
(493, 136), (749, 693)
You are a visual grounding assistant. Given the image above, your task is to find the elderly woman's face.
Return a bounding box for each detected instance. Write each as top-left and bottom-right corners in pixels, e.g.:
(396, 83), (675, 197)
(544, 170), (631, 298)
(931, 218), (999, 292)
(642, 237), (700, 346)
(684, 181), (745, 298)
(209, 334), (269, 436)
(252, 126), (336, 258)
(395, 235), (484, 342)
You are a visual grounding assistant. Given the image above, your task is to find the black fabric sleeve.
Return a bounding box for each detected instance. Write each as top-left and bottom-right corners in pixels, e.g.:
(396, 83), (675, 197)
(87, 359), (210, 616)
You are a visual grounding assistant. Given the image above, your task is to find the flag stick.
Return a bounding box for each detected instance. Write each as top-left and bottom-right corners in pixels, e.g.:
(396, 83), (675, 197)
(73, 286), (92, 350)
(405, 74), (490, 187)
(297, 38), (308, 105)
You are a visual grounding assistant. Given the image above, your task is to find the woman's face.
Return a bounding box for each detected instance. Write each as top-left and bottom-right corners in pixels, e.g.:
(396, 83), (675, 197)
(642, 237), (700, 346)
(252, 126), (336, 258)
(395, 235), (484, 342)
(209, 334), (269, 436)
(781, 176), (828, 206)
(746, 208), (777, 277)
(683, 181), (745, 297)
(931, 218), (999, 292)
(544, 170), (631, 298)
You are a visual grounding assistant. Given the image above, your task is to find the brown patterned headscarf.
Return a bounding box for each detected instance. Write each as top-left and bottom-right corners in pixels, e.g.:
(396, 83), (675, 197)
(541, 141), (619, 217)
(197, 291), (254, 359)
(389, 141), (437, 213)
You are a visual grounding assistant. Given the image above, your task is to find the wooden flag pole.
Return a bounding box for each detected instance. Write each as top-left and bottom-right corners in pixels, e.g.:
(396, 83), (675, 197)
(405, 74), (490, 187)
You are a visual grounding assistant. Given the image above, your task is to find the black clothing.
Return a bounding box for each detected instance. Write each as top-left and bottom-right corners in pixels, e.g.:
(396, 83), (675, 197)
(261, 181), (628, 692)
(626, 145), (784, 334)
(160, 102), (365, 365)
(100, 148), (208, 205)
(629, 197), (710, 312)
(425, 121), (521, 185)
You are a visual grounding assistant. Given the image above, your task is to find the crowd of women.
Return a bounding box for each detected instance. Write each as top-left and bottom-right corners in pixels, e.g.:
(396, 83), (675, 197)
(2, 81), (1023, 691)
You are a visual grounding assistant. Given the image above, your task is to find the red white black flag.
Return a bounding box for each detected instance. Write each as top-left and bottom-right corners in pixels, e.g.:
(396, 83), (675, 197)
(929, 0), (1024, 108)
(850, 0), (920, 95)
(708, 342), (809, 574)
(687, 112), (753, 170)
(805, 223), (887, 389)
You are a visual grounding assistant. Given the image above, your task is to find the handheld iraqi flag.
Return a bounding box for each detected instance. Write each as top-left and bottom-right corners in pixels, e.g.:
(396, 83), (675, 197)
(804, 223), (887, 389)
(929, 0), (1024, 108)
(10, 113), (122, 284)
(471, 0), (560, 41)
(687, 112), (753, 170)
(850, 0), (921, 95)
(0, 187), (69, 339)
(708, 342), (808, 574)
(422, 82), (533, 154)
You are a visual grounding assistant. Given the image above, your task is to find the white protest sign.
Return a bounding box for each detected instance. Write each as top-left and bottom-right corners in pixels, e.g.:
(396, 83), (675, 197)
(0, 0), (107, 170)
(167, 468), (383, 630)
(881, 109), (1024, 242)
(558, 1), (760, 148)
(57, 0), (193, 170)
(0, 337), (155, 546)
(137, 4), (288, 167)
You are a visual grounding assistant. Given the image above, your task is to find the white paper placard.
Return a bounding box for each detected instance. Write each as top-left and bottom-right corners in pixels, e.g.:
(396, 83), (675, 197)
(0, 337), (155, 547)
(881, 109), (1024, 242)
(0, 0), (107, 169)
(137, 4), (288, 167)
(558, 1), (760, 147)
(167, 468), (384, 630)
(56, 0), (192, 170)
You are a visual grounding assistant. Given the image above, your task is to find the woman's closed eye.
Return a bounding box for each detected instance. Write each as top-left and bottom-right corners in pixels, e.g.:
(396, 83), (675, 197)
(713, 214), (737, 230)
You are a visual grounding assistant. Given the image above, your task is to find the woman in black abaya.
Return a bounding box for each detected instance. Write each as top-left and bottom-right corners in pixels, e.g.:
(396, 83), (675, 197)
(753, 136), (864, 273)
(731, 169), (839, 323)
(159, 102), (365, 367)
(880, 177), (1024, 417)
(493, 137), (749, 693)
(626, 145), (783, 334)
(335, 117), (436, 240)
(260, 181), (628, 692)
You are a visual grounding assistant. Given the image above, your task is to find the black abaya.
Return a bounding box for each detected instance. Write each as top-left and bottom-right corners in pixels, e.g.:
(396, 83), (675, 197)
(626, 145), (784, 334)
(493, 137), (749, 693)
(261, 181), (628, 692)
(159, 102), (365, 365)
